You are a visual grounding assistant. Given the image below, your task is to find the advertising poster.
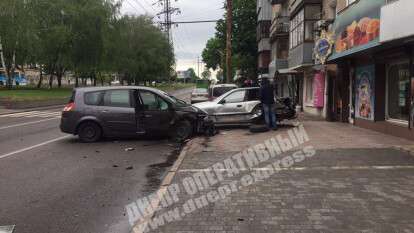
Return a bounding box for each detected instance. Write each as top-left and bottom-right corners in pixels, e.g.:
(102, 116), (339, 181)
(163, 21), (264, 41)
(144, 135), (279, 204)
(356, 65), (375, 121)
(330, 0), (385, 61)
(411, 78), (414, 128)
(313, 72), (325, 108)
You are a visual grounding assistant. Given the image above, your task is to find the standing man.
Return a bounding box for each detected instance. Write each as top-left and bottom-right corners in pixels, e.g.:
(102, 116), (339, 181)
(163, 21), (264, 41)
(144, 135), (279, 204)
(260, 78), (277, 130)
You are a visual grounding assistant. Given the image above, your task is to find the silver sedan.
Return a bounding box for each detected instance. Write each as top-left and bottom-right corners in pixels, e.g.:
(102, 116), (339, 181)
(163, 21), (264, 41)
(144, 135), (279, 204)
(193, 87), (263, 125)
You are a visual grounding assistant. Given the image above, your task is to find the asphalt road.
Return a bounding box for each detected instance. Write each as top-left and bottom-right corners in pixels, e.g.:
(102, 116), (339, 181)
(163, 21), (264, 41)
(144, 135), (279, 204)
(0, 87), (194, 233)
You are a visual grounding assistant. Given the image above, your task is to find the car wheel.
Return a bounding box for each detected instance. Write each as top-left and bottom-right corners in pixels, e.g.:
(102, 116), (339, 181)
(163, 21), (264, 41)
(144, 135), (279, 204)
(171, 120), (193, 142)
(252, 105), (264, 124)
(249, 124), (269, 133)
(78, 121), (102, 143)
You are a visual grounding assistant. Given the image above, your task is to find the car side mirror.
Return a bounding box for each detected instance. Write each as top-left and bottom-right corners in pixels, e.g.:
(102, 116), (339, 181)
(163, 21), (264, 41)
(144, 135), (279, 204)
(219, 99), (226, 104)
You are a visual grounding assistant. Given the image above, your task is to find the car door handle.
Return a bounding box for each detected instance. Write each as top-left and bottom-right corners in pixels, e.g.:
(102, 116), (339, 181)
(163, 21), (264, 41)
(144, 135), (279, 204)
(101, 110), (109, 113)
(143, 114), (152, 118)
(237, 105), (242, 108)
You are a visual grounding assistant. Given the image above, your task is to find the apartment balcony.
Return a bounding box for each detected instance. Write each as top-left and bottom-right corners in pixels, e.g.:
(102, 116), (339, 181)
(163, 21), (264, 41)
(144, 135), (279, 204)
(380, 0), (414, 43)
(288, 42), (314, 69)
(270, 16), (289, 40)
(269, 58), (289, 77)
(289, 0), (322, 16)
(270, 0), (287, 5)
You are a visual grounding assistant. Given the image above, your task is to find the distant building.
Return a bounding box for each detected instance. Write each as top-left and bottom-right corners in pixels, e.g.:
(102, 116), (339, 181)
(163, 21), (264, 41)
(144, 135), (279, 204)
(257, 0), (272, 78)
(176, 70), (191, 81)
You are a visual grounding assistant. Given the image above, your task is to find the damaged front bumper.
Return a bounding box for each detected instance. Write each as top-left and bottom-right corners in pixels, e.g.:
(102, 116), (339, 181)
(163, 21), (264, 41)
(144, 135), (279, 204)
(195, 115), (215, 135)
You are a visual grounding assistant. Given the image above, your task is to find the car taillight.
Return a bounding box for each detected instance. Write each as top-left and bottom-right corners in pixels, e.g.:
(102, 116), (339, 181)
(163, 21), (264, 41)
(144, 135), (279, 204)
(63, 102), (75, 112)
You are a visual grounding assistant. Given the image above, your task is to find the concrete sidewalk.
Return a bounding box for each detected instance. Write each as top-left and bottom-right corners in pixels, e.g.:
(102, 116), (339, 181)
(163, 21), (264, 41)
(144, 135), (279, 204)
(133, 119), (414, 233)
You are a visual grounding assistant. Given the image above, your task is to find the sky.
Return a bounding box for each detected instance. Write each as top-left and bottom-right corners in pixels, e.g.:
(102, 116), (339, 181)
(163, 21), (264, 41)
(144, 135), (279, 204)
(121, 0), (225, 74)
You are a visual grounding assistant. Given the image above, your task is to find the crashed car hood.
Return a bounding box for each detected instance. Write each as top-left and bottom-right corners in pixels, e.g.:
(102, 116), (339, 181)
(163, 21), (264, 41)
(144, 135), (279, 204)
(192, 101), (217, 109)
(175, 105), (207, 115)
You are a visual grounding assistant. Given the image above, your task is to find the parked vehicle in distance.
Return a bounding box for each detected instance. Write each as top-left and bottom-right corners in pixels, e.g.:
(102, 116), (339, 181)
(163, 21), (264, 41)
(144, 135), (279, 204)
(0, 71), (28, 86)
(60, 86), (213, 142)
(208, 84), (238, 101)
(193, 87), (296, 126)
(191, 88), (209, 104)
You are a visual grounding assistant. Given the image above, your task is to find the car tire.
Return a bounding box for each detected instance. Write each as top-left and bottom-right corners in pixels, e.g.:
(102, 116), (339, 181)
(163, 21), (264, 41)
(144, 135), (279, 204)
(78, 121), (102, 143)
(252, 105), (264, 124)
(249, 124), (269, 133)
(171, 120), (193, 142)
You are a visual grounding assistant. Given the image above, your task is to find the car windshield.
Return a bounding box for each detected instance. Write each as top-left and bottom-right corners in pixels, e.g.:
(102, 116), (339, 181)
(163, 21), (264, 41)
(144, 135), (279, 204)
(158, 91), (188, 107)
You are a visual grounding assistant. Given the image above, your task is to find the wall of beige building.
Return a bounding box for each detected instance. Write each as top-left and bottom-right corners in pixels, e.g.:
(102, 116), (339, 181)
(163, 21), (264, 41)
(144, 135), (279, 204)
(301, 0), (337, 119)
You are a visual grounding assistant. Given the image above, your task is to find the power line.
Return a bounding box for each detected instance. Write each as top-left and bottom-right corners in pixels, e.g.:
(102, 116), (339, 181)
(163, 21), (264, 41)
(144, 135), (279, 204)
(162, 20), (219, 24)
(131, 0), (151, 15)
(124, 0), (143, 15)
(156, 0), (181, 45)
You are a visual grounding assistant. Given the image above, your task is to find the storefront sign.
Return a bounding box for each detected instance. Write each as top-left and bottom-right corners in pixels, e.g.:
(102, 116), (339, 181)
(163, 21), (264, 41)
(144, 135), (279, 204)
(411, 78), (414, 128)
(314, 31), (334, 65)
(356, 65), (375, 121)
(313, 72), (325, 108)
(330, 0), (385, 61)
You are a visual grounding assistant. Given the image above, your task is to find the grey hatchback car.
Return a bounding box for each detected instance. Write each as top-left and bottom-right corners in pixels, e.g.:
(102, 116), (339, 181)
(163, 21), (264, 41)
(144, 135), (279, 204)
(60, 86), (211, 142)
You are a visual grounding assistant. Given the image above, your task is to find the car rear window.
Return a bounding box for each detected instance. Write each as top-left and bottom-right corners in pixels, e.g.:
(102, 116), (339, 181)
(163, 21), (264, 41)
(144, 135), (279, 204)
(84, 91), (103, 106)
(212, 86), (236, 97)
(194, 88), (208, 94)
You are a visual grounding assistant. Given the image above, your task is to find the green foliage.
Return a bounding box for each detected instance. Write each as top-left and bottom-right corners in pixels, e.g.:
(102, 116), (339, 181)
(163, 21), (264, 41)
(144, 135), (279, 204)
(0, 87), (72, 101)
(0, 0), (174, 88)
(201, 70), (211, 80)
(201, 0), (258, 81)
(186, 68), (198, 82)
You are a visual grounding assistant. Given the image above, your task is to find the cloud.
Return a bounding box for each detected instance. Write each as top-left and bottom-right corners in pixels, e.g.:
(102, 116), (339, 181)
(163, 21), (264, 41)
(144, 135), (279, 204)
(121, 0), (224, 71)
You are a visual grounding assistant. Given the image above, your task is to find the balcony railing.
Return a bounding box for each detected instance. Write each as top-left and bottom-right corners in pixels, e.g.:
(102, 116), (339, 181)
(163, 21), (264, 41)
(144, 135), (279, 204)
(270, 16), (289, 39)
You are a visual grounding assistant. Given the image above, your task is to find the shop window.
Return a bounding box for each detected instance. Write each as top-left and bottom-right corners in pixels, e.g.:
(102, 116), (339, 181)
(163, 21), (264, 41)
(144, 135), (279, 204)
(387, 63), (410, 122)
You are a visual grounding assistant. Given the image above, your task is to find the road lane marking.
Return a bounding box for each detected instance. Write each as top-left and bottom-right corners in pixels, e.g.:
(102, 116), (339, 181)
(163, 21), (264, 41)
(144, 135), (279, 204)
(178, 165), (414, 173)
(0, 111), (61, 118)
(0, 225), (15, 233)
(0, 135), (72, 160)
(0, 117), (61, 130)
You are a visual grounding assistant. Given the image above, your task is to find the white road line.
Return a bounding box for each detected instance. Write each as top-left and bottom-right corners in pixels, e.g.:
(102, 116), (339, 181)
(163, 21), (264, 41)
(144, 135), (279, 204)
(178, 165), (414, 173)
(0, 117), (61, 130)
(0, 111), (44, 117)
(0, 135), (72, 160)
(0, 111), (61, 118)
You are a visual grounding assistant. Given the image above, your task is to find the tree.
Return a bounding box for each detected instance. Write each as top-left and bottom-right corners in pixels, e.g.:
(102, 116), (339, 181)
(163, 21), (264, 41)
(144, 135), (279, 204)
(0, 0), (37, 88)
(0, 0), (174, 89)
(201, 70), (211, 80)
(109, 15), (174, 86)
(186, 68), (198, 82)
(202, 37), (223, 71)
(201, 0), (257, 82)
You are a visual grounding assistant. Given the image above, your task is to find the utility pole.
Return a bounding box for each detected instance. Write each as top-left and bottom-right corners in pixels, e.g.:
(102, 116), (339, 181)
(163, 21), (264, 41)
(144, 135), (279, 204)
(157, 0), (180, 46)
(197, 56), (200, 78)
(226, 0), (233, 83)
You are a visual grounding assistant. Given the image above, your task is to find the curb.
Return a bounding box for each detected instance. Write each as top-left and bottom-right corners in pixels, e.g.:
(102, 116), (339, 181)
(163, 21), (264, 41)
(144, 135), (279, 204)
(393, 145), (414, 156)
(0, 105), (64, 116)
(131, 139), (194, 233)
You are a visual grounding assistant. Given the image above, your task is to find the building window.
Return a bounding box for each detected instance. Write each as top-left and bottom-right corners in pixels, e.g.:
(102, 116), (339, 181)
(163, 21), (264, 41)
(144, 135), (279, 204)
(290, 5), (321, 49)
(346, 0), (357, 6)
(387, 63), (410, 122)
